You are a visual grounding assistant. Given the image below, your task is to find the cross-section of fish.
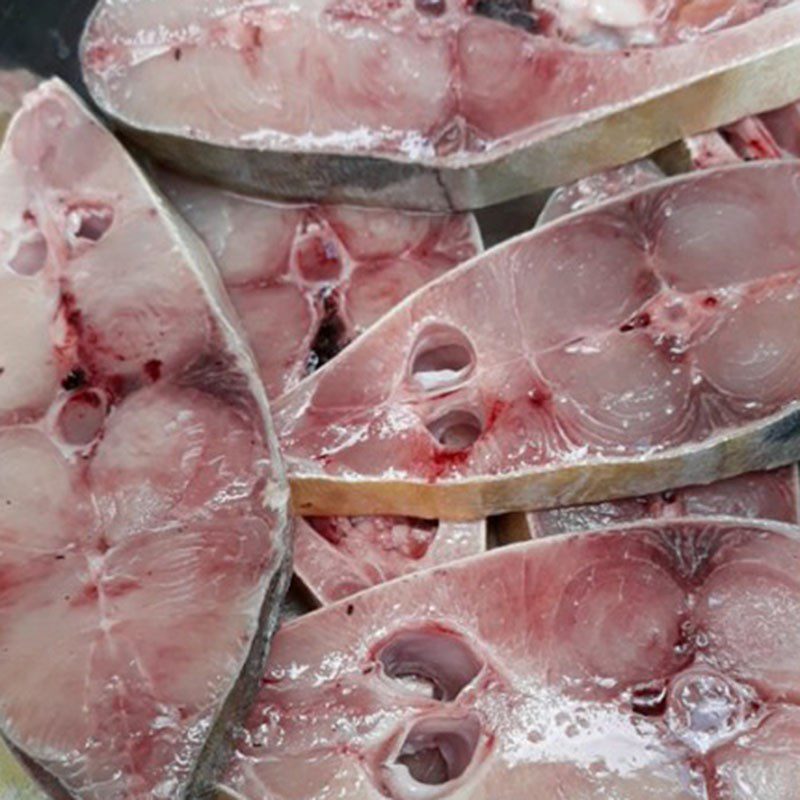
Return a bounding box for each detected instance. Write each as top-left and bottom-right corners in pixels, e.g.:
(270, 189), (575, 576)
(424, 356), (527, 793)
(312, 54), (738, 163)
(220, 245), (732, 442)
(80, 0), (800, 211)
(158, 171), (482, 398)
(158, 172), (486, 603)
(294, 515), (486, 603)
(510, 133), (800, 541)
(276, 160), (800, 520)
(521, 467), (800, 537)
(0, 79), (291, 799)
(218, 519), (800, 800)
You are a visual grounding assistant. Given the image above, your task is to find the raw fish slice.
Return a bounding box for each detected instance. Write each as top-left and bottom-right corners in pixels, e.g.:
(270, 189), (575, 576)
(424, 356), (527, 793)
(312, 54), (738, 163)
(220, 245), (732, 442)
(159, 172), (486, 601)
(158, 171), (482, 398)
(275, 160), (800, 519)
(0, 69), (50, 800)
(520, 150), (800, 539)
(81, 0), (800, 210)
(0, 80), (290, 799)
(0, 69), (37, 140)
(523, 467), (800, 537)
(218, 519), (800, 800)
(295, 516), (487, 603)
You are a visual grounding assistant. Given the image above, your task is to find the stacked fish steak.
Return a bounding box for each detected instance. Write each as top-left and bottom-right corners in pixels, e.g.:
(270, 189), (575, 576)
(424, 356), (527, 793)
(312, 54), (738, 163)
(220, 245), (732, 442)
(1, 0), (800, 798)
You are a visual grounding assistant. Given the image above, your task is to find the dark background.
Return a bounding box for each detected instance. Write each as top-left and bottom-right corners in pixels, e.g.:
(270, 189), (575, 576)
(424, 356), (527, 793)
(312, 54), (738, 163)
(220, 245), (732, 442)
(0, 0), (97, 91)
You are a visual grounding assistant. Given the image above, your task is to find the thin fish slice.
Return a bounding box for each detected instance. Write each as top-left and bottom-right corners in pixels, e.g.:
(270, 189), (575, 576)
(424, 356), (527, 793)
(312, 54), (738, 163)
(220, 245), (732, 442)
(158, 171), (486, 603)
(81, 0), (800, 210)
(0, 79), (290, 799)
(219, 519), (800, 800)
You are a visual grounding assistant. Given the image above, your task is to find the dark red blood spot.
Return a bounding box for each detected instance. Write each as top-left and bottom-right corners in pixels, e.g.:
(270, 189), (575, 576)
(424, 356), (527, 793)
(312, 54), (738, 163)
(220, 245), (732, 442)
(97, 537), (110, 555)
(106, 374), (126, 399)
(662, 490), (677, 504)
(54, 554), (65, 560)
(527, 385), (552, 407)
(743, 138), (778, 160)
(485, 400), (507, 430)
(22, 210), (35, 224)
(173, 47), (182, 61)
(61, 368), (87, 391)
(619, 312), (651, 333)
(631, 683), (668, 716)
(428, 448), (471, 481)
(346, 604), (355, 616)
(60, 291), (84, 334)
(143, 359), (162, 382)
(703, 296), (718, 308)
(0, 367), (4, 377)
(415, 0), (446, 15)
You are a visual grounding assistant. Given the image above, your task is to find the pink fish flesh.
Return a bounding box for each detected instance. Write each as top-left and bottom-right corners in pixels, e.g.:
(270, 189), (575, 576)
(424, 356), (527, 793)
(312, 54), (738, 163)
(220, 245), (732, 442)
(275, 160), (800, 519)
(219, 519), (800, 800)
(0, 80), (290, 799)
(80, 0), (800, 209)
(157, 172), (486, 602)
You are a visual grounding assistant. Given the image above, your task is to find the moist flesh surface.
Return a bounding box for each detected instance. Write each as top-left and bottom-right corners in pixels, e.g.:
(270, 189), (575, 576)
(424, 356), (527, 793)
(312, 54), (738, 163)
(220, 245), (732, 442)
(81, 0), (799, 167)
(527, 148), (800, 537)
(159, 171), (481, 398)
(0, 80), (290, 799)
(276, 161), (800, 517)
(158, 171), (485, 601)
(220, 520), (800, 800)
